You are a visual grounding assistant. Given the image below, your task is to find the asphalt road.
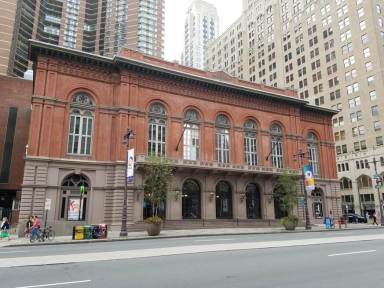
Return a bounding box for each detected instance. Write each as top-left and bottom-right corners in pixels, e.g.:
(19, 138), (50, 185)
(0, 229), (383, 288)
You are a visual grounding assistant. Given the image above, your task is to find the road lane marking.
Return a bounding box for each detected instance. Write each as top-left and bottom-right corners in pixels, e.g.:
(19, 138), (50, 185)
(2, 234), (384, 268)
(0, 250), (27, 254)
(328, 250), (376, 257)
(15, 280), (91, 288)
(194, 238), (235, 242)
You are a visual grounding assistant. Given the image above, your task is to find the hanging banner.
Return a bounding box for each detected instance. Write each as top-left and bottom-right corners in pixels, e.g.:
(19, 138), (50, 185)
(68, 198), (81, 221)
(127, 149), (135, 183)
(304, 164), (315, 192)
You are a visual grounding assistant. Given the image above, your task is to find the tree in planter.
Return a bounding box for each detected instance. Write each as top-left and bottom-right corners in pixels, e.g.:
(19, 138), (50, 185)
(273, 172), (299, 229)
(143, 155), (173, 224)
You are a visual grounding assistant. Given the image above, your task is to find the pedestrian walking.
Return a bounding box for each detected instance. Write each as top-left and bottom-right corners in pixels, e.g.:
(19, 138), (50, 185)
(31, 215), (41, 239)
(373, 212), (379, 226)
(0, 217), (10, 240)
(0, 217), (9, 231)
(24, 216), (34, 237)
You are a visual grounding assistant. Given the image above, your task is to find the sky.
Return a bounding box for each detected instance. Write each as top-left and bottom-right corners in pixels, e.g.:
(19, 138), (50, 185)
(164, 0), (243, 62)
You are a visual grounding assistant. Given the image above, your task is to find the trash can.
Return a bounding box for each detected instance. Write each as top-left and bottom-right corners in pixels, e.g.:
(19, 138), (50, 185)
(90, 225), (99, 239)
(83, 225), (92, 240)
(73, 226), (84, 240)
(99, 224), (107, 239)
(0, 230), (9, 239)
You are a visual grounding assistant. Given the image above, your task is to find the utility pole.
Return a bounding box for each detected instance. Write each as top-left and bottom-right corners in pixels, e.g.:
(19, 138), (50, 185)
(294, 149), (311, 230)
(372, 156), (384, 225)
(120, 128), (135, 237)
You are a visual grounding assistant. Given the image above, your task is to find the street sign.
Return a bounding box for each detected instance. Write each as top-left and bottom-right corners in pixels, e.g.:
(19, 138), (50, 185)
(45, 198), (52, 211)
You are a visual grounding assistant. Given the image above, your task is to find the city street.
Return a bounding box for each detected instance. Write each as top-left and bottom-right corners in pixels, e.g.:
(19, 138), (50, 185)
(0, 229), (383, 287)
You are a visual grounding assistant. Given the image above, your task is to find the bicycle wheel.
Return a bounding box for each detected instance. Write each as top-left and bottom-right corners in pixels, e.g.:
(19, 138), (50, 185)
(47, 230), (55, 241)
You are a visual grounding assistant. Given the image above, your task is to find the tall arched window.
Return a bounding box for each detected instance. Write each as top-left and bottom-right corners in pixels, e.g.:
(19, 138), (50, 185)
(67, 93), (94, 155)
(215, 115), (230, 163)
(183, 109), (200, 160)
(60, 174), (90, 221)
(271, 124), (283, 168)
(340, 177), (353, 190)
(307, 132), (320, 176)
(357, 175), (373, 188)
(148, 103), (167, 156)
(244, 120), (258, 166)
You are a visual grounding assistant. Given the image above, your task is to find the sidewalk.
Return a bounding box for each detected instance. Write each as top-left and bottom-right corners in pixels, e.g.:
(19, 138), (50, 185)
(1, 224), (382, 247)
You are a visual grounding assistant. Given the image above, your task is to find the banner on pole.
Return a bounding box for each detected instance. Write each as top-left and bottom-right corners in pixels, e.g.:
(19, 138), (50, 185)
(127, 149), (135, 183)
(304, 164), (315, 192)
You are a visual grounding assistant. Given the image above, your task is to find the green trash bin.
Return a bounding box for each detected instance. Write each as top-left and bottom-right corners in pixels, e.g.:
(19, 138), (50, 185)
(83, 225), (92, 240)
(0, 230), (9, 239)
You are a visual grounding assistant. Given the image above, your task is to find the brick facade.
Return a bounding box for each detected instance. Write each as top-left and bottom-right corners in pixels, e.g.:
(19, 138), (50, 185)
(0, 75), (32, 225)
(19, 41), (340, 235)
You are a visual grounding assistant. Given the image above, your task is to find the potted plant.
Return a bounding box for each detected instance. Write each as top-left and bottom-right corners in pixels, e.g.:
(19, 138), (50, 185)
(273, 172), (299, 231)
(143, 155), (173, 236)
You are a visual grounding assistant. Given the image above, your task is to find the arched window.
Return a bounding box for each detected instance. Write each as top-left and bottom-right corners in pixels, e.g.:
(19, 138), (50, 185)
(357, 175), (373, 188)
(340, 177), (353, 190)
(183, 110), (200, 160)
(271, 124), (283, 168)
(307, 132), (320, 176)
(244, 120), (258, 166)
(148, 103), (167, 156)
(67, 93), (94, 155)
(312, 189), (324, 219)
(215, 115), (230, 163)
(60, 174), (90, 221)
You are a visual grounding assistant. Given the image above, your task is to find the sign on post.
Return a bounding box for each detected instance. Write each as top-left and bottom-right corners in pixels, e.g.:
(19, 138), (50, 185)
(45, 198), (52, 211)
(127, 149), (135, 183)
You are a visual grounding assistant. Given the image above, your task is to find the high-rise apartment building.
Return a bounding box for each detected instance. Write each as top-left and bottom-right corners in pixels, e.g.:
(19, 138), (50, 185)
(182, 0), (219, 69)
(206, 0), (384, 219)
(1, 0), (164, 77)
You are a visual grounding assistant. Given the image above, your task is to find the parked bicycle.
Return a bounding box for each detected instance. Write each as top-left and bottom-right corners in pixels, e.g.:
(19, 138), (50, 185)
(30, 226), (55, 243)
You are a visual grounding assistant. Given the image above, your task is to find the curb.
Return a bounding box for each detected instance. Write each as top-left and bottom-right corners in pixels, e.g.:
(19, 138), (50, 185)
(3, 226), (384, 248)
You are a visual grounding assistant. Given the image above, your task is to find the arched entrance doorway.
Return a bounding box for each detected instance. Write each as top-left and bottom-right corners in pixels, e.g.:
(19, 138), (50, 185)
(312, 188), (324, 219)
(60, 174), (90, 221)
(273, 186), (288, 219)
(216, 181), (233, 219)
(182, 179), (201, 219)
(246, 183), (261, 219)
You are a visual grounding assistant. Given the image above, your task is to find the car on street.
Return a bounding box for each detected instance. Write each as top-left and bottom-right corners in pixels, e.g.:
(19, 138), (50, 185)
(342, 213), (368, 223)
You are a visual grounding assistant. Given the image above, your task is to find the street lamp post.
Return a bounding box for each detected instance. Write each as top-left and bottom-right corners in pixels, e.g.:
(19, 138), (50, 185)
(120, 128), (135, 237)
(294, 149), (311, 230)
(372, 156), (384, 226)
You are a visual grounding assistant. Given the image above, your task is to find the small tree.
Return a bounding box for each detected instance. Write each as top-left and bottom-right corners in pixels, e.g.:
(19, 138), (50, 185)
(144, 155), (173, 222)
(273, 172), (299, 227)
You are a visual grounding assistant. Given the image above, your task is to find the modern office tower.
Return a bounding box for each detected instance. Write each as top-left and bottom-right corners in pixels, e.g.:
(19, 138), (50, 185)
(182, 0), (219, 69)
(0, 0), (19, 75)
(206, 0), (384, 219)
(1, 0), (164, 77)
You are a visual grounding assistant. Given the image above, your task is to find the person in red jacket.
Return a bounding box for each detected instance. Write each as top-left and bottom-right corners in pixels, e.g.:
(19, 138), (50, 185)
(31, 215), (41, 239)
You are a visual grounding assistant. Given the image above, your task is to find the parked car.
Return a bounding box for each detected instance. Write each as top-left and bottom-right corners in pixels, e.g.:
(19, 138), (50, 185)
(342, 213), (368, 223)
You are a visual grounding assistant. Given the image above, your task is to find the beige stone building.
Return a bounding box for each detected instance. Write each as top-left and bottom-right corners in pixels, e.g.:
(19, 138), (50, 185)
(205, 0), (384, 219)
(0, 0), (164, 77)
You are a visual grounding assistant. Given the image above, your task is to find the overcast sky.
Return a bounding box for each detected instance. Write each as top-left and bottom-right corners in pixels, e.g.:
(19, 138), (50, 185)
(164, 0), (243, 62)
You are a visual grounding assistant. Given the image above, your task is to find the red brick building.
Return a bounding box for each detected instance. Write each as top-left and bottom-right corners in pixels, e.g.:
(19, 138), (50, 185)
(19, 40), (340, 234)
(0, 75), (32, 226)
